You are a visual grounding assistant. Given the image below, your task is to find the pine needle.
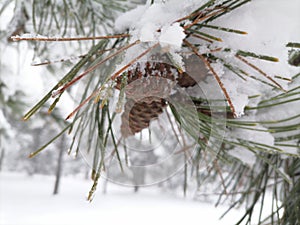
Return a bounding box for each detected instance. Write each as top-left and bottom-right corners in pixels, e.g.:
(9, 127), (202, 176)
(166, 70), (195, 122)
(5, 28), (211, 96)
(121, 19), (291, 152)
(22, 39), (109, 121)
(52, 40), (140, 97)
(200, 24), (248, 35)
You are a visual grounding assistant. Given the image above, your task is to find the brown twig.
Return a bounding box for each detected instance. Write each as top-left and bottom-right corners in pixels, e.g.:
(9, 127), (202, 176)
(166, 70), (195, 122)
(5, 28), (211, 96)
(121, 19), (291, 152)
(209, 47), (223, 53)
(184, 40), (237, 117)
(65, 87), (100, 120)
(235, 54), (286, 92)
(189, 33), (214, 43)
(175, 11), (203, 23)
(183, 9), (226, 30)
(175, 5), (225, 23)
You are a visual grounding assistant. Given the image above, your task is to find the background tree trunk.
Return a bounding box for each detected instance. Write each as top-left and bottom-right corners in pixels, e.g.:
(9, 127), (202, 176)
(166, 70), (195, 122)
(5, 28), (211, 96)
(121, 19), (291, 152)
(53, 134), (65, 195)
(0, 136), (5, 172)
(0, 147), (5, 172)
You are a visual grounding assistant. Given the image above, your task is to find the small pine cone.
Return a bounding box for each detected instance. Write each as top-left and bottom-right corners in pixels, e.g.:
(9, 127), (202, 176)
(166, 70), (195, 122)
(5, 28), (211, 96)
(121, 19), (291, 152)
(120, 97), (167, 137)
(115, 61), (203, 137)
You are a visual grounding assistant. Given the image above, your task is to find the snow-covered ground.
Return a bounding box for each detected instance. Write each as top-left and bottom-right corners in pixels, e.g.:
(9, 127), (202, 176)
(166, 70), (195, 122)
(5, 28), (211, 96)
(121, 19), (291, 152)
(0, 172), (243, 225)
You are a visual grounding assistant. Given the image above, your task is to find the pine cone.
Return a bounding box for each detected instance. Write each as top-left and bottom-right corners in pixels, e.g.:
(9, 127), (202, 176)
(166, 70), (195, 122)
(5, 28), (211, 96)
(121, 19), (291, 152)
(120, 97), (167, 137)
(115, 61), (200, 137)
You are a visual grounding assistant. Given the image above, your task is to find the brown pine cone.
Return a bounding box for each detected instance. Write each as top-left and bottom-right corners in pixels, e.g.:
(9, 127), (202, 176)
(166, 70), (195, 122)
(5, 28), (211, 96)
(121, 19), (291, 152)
(120, 97), (167, 137)
(115, 60), (207, 137)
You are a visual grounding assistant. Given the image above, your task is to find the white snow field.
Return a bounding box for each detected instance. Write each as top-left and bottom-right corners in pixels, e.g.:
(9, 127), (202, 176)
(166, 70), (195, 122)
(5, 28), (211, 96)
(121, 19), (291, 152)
(0, 172), (243, 225)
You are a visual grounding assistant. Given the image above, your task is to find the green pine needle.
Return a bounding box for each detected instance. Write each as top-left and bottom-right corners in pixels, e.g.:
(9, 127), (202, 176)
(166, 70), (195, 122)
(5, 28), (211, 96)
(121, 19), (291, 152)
(236, 50), (279, 62)
(201, 24), (248, 35)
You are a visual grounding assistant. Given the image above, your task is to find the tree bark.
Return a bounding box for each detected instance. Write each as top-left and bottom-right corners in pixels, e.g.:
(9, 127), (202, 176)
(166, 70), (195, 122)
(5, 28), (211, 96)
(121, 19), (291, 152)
(0, 148), (5, 172)
(0, 136), (4, 172)
(53, 134), (65, 195)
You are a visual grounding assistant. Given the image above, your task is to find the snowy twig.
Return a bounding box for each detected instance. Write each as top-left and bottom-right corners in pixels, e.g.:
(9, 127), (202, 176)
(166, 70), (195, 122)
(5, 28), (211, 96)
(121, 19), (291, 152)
(31, 47), (118, 66)
(10, 33), (130, 42)
(184, 40), (237, 118)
